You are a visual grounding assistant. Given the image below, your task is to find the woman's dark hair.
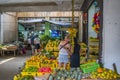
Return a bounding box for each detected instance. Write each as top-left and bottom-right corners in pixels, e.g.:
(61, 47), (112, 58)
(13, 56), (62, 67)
(73, 37), (80, 54)
(74, 37), (77, 44)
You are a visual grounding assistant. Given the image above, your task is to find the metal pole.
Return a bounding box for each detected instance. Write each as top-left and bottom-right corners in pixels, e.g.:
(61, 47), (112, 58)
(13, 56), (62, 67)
(72, 0), (74, 28)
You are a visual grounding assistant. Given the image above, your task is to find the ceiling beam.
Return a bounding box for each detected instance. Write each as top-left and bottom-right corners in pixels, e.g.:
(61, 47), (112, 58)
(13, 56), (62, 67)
(0, 0), (84, 12)
(0, 6), (75, 12)
(0, 0), (71, 5)
(0, 2), (57, 7)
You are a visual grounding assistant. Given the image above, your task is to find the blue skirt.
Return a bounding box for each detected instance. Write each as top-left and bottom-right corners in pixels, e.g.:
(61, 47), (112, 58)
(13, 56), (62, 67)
(58, 54), (69, 63)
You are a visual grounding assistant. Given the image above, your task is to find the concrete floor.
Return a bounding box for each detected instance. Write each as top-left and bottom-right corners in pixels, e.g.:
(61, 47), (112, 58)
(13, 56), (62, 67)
(0, 50), (31, 80)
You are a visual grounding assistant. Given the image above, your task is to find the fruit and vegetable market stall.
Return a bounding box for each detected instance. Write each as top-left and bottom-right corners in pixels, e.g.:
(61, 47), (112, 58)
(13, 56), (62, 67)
(13, 35), (120, 80)
(12, 36), (120, 80)
(13, 50), (120, 80)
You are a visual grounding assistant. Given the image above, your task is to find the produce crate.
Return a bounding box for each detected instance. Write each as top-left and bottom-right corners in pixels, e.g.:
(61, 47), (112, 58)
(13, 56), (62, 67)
(26, 61), (40, 65)
(66, 63), (70, 70)
(55, 62), (70, 70)
(25, 62), (40, 68)
(52, 60), (58, 63)
(21, 72), (37, 76)
(37, 72), (51, 76)
(40, 60), (57, 69)
(81, 79), (102, 80)
(25, 65), (40, 68)
(82, 64), (99, 73)
(80, 62), (100, 73)
(80, 62), (96, 69)
(55, 63), (58, 68)
(37, 72), (43, 76)
(40, 63), (56, 69)
(40, 63), (49, 68)
(50, 63), (57, 69)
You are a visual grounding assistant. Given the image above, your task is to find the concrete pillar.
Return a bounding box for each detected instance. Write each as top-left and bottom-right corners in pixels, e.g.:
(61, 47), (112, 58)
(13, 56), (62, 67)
(0, 13), (3, 43)
(0, 13), (2, 43)
(78, 12), (83, 42)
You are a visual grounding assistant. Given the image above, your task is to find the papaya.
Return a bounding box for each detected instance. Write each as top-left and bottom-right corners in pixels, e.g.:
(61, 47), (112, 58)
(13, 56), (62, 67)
(97, 67), (103, 73)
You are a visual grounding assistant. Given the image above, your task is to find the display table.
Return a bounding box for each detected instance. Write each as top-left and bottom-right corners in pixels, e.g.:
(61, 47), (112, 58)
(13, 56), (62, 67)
(2, 48), (17, 56)
(0, 49), (3, 56)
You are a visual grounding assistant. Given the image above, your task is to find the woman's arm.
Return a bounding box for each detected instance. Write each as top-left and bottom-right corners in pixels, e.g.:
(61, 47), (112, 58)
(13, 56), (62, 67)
(58, 41), (62, 50)
(66, 44), (72, 55)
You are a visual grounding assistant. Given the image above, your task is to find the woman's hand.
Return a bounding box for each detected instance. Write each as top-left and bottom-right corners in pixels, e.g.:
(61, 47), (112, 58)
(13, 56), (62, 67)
(64, 46), (69, 50)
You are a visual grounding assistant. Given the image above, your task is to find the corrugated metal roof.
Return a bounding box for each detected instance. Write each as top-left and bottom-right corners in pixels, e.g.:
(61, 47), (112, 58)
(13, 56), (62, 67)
(18, 19), (71, 26)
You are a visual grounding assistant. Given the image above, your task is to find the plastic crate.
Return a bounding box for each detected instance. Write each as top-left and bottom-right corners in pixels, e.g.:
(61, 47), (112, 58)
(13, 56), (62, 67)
(66, 63), (70, 70)
(50, 63), (57, 69)
(54, 62), (70, 70)
(25, 62), (40, 68)
(81, 64), (100, 73)
(80, 62), (97, 69)
(25, 65), (40, 68)
(21, 72), (37, 76)
(40, 63), (48, 68)
(26, 61), (40, 66)
(40, 63), (55, 69)
(37, 72), (43, 76)
(37, 72), (51, 76)
(52, 60), (58, 63)
(55, 63), (58, 68)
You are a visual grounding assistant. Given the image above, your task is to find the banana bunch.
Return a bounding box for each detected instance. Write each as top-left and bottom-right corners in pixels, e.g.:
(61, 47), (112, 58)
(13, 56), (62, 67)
(67, 28), (77, 38)
(45, 39), (60, 51)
